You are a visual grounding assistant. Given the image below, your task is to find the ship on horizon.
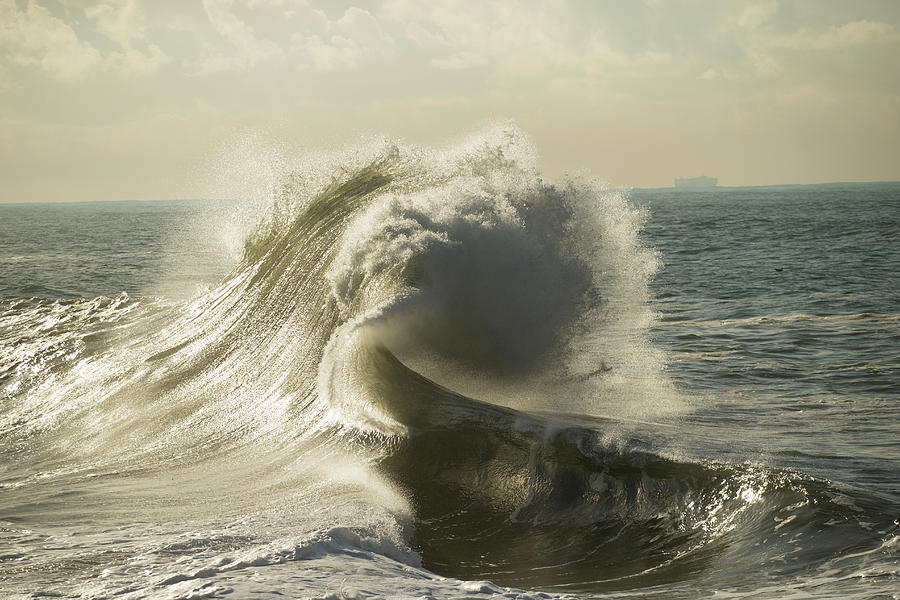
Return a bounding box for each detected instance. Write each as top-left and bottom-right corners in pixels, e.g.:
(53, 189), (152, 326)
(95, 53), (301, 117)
(675, 175), (718, 188)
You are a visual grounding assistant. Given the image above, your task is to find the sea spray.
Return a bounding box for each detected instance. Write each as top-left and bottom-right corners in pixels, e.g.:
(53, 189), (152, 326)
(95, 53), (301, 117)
(316, 125), (681, 430)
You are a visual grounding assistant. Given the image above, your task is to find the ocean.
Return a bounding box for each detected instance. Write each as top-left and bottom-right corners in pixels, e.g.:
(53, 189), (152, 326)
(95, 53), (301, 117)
(1, 129), (897, 599)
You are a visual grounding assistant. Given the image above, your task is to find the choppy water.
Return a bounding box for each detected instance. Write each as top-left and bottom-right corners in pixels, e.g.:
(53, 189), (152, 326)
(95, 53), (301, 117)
(1, 128), (897, 599)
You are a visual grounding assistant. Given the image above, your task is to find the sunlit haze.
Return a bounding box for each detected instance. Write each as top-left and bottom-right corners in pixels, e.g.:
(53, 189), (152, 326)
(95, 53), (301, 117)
(2, 0), (899, 202)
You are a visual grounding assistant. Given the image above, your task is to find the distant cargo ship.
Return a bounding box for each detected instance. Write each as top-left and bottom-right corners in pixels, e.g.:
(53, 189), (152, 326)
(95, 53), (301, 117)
(674, 176), (718, 188)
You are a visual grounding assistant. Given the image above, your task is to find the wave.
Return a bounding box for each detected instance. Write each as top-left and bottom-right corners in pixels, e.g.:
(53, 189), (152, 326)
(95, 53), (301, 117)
(659, 311), (900, 328)
(1, 126), (896, 596)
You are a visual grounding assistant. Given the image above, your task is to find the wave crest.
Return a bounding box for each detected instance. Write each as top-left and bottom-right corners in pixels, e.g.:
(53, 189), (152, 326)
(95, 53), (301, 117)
(307, 125), (677, 431)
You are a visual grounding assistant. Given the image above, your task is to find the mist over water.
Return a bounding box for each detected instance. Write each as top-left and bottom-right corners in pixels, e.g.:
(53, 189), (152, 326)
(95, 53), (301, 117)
(0, 128), (897, 599)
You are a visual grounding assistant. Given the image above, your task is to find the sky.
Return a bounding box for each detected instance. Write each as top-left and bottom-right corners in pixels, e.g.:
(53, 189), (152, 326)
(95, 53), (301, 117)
(1, 0), (899, 202)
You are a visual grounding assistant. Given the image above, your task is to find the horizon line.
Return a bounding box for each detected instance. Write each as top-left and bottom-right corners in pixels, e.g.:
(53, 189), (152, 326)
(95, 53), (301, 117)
(2, 179), (899, 205)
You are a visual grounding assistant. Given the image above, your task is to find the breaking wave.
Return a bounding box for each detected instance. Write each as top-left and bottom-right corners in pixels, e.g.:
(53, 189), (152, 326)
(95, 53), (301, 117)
(1, 126), (895, 596)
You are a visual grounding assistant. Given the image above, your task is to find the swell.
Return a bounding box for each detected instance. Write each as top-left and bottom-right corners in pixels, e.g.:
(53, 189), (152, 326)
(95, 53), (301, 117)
(358, 341), (898, 592)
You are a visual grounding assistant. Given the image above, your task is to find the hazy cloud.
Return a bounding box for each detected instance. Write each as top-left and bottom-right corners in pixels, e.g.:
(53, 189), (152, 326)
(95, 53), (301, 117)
(199, 0), (285, 72)
(193, 1), (395, 73)
(85, 0), (145, 46)
(720, 3), (900, 81)
(383, 0), (577, 73)
(294, 7), (395, 71)
(771, 20), (900, 51)
(1, 0), (898, 201)
(0, 0), (169, 81)
(0, 0), (103, 82)
(87, 0), (171, 77)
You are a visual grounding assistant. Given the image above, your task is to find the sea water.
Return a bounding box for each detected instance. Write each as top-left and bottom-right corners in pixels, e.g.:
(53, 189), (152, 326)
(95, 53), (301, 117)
(0, 129), (897, 599)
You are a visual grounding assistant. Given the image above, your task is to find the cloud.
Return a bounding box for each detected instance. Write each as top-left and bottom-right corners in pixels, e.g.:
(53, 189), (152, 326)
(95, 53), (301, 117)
(105, 44), (171, 77)
(199, 0), (285, 72)
(0, 0), (170, 82)
(0, 0), (103, 82)
(771, 20), (900, 51)
(404, 21), (449, 50)
(294, 7), (395, 71)
(85, 0), (171, 76)
(2, 0), (899, 199)
(85, 0), (145, 46)
(0, 62), (18, 92)
(194, 2), (394, 73)
(736, 1), (778, 31)
(382, 0), (579, 74)
(717, 3), (900, 80)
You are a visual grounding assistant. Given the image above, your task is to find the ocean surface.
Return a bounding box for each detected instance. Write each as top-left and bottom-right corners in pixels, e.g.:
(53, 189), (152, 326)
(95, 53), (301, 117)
(1, 130), (898, 599)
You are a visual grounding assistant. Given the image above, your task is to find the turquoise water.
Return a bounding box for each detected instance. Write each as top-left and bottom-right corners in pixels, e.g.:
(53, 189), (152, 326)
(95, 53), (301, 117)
(0, 133), (897, 599)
